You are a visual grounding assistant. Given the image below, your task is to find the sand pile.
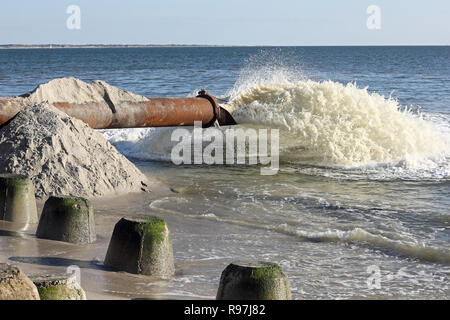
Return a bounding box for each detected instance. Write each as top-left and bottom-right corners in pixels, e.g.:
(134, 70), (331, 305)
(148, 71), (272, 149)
(19, 77), (149, 106)
(0, 102), (149, 198)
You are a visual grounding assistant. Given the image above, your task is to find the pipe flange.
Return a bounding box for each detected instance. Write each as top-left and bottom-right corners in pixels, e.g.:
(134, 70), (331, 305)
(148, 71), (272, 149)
(197, 88), (219, 128)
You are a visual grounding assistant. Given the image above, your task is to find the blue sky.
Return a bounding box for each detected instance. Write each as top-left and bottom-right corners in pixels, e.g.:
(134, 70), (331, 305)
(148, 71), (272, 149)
(1, 0), (449, 45)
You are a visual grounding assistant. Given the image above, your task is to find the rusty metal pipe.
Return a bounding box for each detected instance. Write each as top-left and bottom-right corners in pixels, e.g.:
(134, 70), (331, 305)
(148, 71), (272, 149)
(0, 90), (236, 129)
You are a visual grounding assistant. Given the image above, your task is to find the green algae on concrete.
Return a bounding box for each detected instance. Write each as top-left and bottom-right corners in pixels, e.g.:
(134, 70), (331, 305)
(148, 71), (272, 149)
(0, 174), (38, 224)
(30, 273), (86, 300)
(216, 262), (291, 300)
(36, 196), (96, 244)
(104, 217), (175, 277)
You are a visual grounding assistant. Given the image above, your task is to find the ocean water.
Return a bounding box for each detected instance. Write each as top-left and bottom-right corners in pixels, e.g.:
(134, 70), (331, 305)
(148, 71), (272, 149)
(0, 46), (449, 299)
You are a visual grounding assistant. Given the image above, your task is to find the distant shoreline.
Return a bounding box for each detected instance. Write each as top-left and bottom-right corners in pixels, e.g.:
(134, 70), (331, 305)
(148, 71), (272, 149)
(0, 44), (235, 49)
(0, 44), (448, 50)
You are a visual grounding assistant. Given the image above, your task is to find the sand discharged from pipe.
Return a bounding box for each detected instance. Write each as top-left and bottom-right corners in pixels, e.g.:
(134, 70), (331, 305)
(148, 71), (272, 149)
(0, 102), (149, 198)
(17, 77), (149, 106)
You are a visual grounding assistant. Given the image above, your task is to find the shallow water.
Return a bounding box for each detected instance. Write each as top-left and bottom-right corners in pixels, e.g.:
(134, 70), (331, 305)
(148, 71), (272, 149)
(133, 162), (448, 299)
(0, 46), (449, 299)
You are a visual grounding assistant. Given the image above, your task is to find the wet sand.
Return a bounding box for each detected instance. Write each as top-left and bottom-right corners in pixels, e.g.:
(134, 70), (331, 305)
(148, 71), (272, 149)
(0, 178), (213, 300)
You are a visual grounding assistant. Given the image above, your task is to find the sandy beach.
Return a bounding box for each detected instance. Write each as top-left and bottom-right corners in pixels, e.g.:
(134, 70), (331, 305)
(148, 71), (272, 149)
(0, 178), (189, 300)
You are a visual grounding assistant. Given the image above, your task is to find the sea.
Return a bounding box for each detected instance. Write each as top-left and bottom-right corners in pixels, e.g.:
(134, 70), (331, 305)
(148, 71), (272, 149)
(0, 46), (449, 299)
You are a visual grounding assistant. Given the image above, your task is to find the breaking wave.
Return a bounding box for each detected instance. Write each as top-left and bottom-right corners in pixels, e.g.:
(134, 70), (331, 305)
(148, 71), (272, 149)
(150, 197), (450, 264)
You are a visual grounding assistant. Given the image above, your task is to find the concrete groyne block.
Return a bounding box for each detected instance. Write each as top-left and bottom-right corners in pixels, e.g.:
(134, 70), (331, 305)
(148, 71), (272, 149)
(30, 273), (86, 300)
(36, 196), (96, 244)
(104, 217), (175, 277)
(216, 262), (291, 300)
(0, 263), (40, 300)
(0, 174), (38, 223)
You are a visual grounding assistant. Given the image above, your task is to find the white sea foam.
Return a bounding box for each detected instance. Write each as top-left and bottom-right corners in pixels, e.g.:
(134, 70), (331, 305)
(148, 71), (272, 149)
(223, 79), (448, 168)
(101, 127), (175, 161)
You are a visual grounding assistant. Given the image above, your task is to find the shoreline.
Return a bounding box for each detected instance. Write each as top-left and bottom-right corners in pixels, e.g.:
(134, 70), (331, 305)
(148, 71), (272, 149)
(0, 44), (236, 50)
(1, 44), (448, 50)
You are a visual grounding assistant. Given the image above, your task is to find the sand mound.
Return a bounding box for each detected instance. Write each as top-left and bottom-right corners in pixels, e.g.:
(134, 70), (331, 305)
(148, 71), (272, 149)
(0, 102), (149, 198)
(20, 77), (149, 106)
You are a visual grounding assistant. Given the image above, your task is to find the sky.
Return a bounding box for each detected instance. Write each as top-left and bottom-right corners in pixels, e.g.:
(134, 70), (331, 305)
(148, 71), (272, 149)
(0, 0), (449, 45)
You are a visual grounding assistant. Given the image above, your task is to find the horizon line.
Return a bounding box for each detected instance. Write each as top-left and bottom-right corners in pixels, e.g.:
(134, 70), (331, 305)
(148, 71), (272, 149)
(0, 44), (449, 48)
